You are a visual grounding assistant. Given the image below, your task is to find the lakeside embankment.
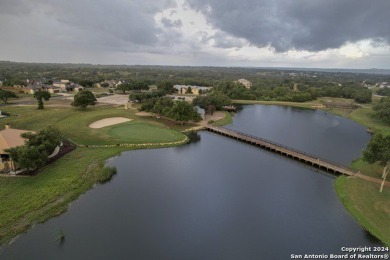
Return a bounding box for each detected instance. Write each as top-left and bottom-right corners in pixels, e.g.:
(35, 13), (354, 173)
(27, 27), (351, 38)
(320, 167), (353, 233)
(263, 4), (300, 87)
(233, 98), (390, 246)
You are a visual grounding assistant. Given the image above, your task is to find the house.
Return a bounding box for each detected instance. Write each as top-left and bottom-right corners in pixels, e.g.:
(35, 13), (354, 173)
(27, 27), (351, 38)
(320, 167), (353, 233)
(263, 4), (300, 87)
(378, 82), (389, 89)
(20, 84), (44, 94)
(18, 84), (60, 94)
(0, 124), (34, 172)
(71, 84), (84, 92)
(103, 80), (119, 88)
(42, 85), (61, 94)
(173, 85), (211, 95)
(53, 80), (70, 90)
(236, 79), (252, 89)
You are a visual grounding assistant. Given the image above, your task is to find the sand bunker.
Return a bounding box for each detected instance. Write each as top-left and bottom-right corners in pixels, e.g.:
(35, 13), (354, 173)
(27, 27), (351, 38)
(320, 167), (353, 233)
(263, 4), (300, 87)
(89, 117), (132, 129)
(136, 112), (153, 117)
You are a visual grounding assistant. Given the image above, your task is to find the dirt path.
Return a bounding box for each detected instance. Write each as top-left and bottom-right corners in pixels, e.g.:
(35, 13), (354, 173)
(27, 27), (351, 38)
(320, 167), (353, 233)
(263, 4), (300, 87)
(197, 111), (226, 126)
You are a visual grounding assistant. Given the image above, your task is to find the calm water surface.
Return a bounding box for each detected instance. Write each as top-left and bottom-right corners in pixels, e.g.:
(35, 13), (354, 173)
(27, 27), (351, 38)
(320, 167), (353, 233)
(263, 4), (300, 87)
(0, 105), (379, 260)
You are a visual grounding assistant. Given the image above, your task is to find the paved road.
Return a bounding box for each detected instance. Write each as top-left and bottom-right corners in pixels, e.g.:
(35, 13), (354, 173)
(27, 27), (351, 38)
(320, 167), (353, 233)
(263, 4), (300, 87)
(96, 94), (129, 105)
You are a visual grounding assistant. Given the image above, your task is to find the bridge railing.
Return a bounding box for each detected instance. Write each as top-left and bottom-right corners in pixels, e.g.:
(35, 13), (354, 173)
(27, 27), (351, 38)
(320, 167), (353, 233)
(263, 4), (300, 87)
(208, 126), (349, 170)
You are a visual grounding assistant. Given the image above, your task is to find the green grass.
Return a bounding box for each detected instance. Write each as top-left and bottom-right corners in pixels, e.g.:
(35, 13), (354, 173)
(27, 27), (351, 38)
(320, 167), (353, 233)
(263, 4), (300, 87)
(109, 122), (184, 143)
(335, 176), (390, 246)
(350, 158), (384, 178)
(0, 106), (188, 145)
(213, 111), (233, 126)
(349, 108), (390, 136)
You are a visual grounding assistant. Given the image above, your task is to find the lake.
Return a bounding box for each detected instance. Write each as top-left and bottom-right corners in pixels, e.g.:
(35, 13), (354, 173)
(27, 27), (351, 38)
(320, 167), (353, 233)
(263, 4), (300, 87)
(0, 105), (380, 260)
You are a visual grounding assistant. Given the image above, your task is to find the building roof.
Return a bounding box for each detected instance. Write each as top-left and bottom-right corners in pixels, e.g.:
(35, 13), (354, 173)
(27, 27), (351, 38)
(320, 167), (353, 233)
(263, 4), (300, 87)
(0, 127), (33, 154)
(173, 85), (211, 90)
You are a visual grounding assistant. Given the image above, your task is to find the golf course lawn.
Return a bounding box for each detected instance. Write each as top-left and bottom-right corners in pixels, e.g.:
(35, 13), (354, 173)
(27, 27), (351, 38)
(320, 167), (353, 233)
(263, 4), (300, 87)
(109, 122), (184, 143)
(0, 106), (188, 145)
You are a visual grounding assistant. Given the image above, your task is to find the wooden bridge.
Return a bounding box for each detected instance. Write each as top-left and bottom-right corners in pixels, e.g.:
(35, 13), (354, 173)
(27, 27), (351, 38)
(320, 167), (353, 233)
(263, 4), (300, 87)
(204, 125), (389, 186)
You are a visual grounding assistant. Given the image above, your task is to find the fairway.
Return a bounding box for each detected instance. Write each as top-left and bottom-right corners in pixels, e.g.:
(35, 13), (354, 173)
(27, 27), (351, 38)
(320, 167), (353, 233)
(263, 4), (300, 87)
(109, 122), (184, 143)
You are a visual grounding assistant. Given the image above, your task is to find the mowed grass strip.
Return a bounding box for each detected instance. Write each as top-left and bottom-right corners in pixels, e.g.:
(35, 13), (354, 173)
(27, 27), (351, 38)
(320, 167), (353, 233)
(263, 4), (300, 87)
(109, 122), (184, 143)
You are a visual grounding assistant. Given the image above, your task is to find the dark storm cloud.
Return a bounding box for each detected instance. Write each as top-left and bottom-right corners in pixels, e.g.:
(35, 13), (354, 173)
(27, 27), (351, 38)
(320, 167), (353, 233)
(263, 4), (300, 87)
(0, 0), (176, 46)
(186, 0), (390, 52)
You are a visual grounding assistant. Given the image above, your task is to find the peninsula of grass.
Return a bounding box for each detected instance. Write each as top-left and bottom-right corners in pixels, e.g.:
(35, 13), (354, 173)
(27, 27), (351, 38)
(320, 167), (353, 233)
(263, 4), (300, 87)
(213, 111), (233, 126)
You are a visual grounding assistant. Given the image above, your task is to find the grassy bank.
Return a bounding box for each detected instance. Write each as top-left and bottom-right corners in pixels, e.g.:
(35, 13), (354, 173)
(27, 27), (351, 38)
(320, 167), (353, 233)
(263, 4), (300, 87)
(0, 147), (125, 245)
(232, 99), (323, 109)
(213, 111), (233, 126)
(335, 177), (390, 246)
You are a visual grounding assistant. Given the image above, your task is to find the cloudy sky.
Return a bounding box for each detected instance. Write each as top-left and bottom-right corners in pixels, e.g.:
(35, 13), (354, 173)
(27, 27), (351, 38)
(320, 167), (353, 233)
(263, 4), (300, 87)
(0, 0), (389, 68)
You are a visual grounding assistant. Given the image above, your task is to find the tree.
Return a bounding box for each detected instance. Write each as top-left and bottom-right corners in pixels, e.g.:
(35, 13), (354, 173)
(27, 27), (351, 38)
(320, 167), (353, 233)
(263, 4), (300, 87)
(353, 89), (372, 103)
(22, 126), (63, 155)
(0, 89), (18, 103)
(377, 88), (390, 97)
(6, 146), (47, 171)
(33, 90), (51, 109)
(157, 80), (175, 94)
(168, 101), (201, 123)
(186, 86), (193, 94)
(373, 97), (390, 124)
(193, 93), (231, 110)
(44, 79), (53, 85)
(5, 126), (63, 172)
(206, 104), (216, 115)
(131, 80), (149, 91)
(116, 83), (131, 94)
(363, 133), (390, 192)
(72, 90), (97, 109)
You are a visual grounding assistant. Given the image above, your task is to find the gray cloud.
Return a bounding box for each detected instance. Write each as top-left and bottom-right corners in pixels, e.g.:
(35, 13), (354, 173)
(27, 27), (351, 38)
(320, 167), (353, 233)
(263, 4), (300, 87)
(0, 0), (176, 47)
(201, 31), (246, 48)
(186, 0), (390, 52)
(0, 0), (389, 68)
(161, 17), (183, 28)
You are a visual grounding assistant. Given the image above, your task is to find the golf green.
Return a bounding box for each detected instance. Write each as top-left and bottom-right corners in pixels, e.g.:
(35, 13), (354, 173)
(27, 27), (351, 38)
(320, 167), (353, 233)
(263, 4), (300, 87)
(109, 122), (185, 143)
